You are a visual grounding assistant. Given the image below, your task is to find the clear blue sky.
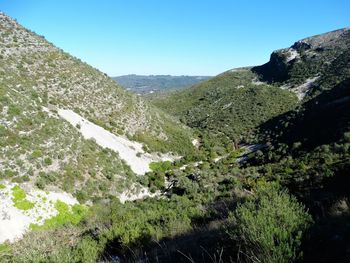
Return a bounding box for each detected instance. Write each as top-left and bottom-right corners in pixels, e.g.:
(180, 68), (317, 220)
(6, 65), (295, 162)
(1, 0), (349, 76)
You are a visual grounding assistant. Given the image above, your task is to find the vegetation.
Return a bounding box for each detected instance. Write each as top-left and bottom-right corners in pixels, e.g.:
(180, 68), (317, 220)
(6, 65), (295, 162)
(149, 161), (172, 172)
(1, 13), (350, 263)
(11, 185), (35, 210)
(114, 74), (211, 94)
(30, 201), (87, 230)
(227, 183), (312, 263)
(149, 69), (298, 141)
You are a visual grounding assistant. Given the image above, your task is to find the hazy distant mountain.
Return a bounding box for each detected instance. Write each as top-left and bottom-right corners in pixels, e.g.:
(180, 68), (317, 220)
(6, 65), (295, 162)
(113, 74), (211, 94)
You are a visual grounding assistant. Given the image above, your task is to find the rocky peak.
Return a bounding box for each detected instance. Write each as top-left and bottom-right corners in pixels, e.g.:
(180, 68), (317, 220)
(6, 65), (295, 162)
(252, 27), (350, 85)
(291, 41), (312, 51)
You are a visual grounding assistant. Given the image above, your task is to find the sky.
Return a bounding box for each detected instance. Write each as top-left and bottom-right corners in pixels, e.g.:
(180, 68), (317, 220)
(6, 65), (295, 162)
(1, 0), (350, 76)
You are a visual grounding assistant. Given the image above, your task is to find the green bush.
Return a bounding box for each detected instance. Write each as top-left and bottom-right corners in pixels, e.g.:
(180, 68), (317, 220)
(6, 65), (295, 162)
(31, 149), (43, 158)
(11, 175), (30, 183)
(71, 237), (99, 263)
(227, 182), (312, 263)
(12, 185), (35, 210)
(0, 125), (7, 137)
(8, 104), (21, 116)
(31, 201), (87, 230)
(149, 171), (165, 190)
(149, 160), (172, 172)
(44, 157), (52, 166)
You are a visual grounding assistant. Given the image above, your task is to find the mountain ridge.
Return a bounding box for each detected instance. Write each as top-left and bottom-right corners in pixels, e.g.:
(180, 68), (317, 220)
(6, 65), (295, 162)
(150, 26), (350, 143)
(113, 74), (211, 94)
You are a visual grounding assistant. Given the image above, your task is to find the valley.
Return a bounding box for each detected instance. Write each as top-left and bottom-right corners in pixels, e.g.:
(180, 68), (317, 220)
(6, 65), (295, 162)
(0, 10), (349, 263)
(113, 75), (211, 94)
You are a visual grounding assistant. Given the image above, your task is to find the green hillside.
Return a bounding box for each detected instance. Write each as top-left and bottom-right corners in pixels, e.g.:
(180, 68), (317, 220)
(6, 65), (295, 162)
(1, 11), (350, 263)
(0, 13), (194, 200)
(149, 68), (298, 141)
(0, 13), (194, 156)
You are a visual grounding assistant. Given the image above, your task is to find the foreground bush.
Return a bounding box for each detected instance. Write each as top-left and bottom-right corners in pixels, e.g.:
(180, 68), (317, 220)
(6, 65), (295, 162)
(227, 182), (312, 263)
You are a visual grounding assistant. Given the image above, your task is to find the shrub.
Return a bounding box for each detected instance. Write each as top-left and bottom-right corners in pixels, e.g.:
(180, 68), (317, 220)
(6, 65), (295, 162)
(0, 244), (11, 257)
(11, 175), (30, 183)
(227, 182), (312, 263)
(0, 125), (6, 137)
(31, 149), (43, 158)
(344, 131), (350, 142)
(146, 171), (165, 190)
(3, 169), (16, 178)
(12, 185), (35, 210)
(71, 237), (100, 263)
(149, 161), (172, 172)
(35, 178), (46, 190)
(44, 157), (52, 166)
(8, 104), (21, 116)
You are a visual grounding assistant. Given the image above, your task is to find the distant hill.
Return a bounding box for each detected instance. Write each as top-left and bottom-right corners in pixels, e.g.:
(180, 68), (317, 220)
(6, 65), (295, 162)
(113, 74), (211, 94)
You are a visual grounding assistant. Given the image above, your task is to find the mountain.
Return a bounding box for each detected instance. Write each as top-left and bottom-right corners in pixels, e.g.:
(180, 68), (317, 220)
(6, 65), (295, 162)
(253, 27), (350, 99)
(113, 74), (211, 94)
(0, 12), (195, 243)
(251, 28), (350, 146)
(150, 28), (350, 144)
(145, 28), (350, 262)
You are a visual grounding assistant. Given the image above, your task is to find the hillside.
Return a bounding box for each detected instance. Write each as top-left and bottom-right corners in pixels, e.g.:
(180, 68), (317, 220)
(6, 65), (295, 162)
(1, 11), (350, 263)
(113, 74), (211, 94)
(0, 13), (194, 156)
(252, 28), (350, 146)
(150, 28), (350, 144)
(0, 12), (195, 242)
(144, 28), (350, 262)
(253, 27), (350, 99)
(149, 68), (298, 142)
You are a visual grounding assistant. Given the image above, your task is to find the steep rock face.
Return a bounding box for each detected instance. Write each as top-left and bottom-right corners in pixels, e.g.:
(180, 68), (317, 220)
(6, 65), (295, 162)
(253, 27), (350, 89)
(254, 50), (292, 82)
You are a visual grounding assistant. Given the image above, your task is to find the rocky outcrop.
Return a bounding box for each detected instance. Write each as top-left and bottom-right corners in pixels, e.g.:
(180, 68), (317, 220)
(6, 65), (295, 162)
(252, 27), (350, 85)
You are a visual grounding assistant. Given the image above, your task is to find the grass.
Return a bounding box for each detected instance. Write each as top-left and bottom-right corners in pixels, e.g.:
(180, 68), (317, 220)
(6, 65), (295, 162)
(11, 185), (35, 210)
(30, 200), (87, 230)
